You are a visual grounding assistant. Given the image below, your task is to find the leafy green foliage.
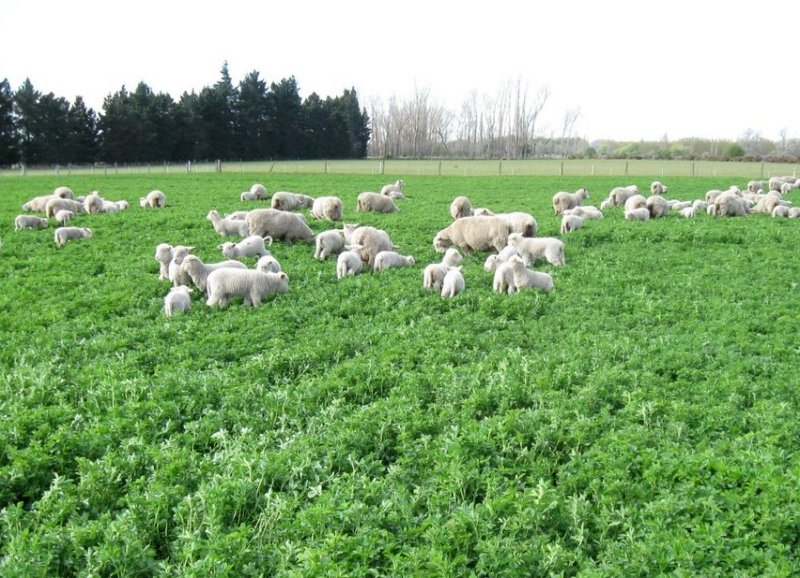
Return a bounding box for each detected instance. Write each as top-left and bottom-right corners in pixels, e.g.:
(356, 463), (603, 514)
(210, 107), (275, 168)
(1, 174), (799, 576)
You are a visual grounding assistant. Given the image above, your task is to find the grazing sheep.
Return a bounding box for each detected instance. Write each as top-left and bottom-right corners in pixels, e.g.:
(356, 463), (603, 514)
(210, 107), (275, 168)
(219, 235), (272, 259)
(54, 210), (75, 226)
(54, 227), (92, 248)
(384, 189), (407, 200)
(347, 226), (397, 267)
(314, 229), (346, 260)
(769, 177), (786, 192)
(356, 192), (399, 213)
(342, 222), (360, 244)
(552, 188), (589, 215)
(241, 183), (268, 201)
(423, 249), (463, 290)
(650, 181), (668, 195)
(224, 210), (250, 221)
(83, 191), (104, 214)
(496, 212), (538, 237)
(336, 251), (363, 279)
(507, 255), (554, 293)
(748, 180), (767, 193)
(599, 198), (614, 211)
(181, 255), (248, 292)
(380, 179), (404, 196)
(22, 195), (57, 213)
(240, 190), (259, 201)
(53, 186), (74, 199)
(507, 233), (565, 267)
(207, 210), (249, 237)
(483, 246), (520, 272)
(472, 207), (495, 216)
(492, 262), (516, 295)
(669, 201), (693, 211)
(100, 200), (124, 213)
(609, 185), (639, 206)
(373, 251), (415, 272)
(781, 181), (800, 194)
(560, 214), (583, 234)
(168, 246), (194, 287)
(271, 191), (314, 211)
(255, 255), (282, 274)
(713, 192), (749, 217)
(245, 208), (315, 242)
(705, 189), (725, 204)
(646, 195), (670, 219)
(692, 200), (709, 212)
(751, 191), (784, 215)
(625, 208), (651, 221)
(450, 196), (473, 220)
(772, 205), (790, 218)
(139, 190), (166, 208)
(15, 215), (49, 231)
(206, 269), (289, 308)
(164, 285), (192, 317)
(433, 216), (510, 254)
(788, 207), (800, 219)
(155, 243), (173, 280)
(441, 267), (465, 299)
(311, 196), (344, 221)
(45, 197), (84, 218)
(624, 194), (647, 213)
(564, 206), (604, 220)
(679, 206), (696, 218)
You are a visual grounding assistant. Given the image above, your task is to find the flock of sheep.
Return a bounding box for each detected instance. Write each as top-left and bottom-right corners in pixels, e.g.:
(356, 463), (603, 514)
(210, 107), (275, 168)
(12, 173), (799, 315)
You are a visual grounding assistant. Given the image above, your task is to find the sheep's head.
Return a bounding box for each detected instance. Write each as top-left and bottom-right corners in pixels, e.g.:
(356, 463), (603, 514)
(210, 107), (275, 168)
(483, 254), (499, 272)
(433, 232), (451, 252)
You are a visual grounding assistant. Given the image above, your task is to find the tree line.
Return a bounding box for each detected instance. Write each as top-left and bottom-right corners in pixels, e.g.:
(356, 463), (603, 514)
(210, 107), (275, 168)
(0, 63), (371, 166)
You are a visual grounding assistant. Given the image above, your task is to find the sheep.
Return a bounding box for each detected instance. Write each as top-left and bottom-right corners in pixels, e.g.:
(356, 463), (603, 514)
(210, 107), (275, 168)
(100, 200), (124, 213)
(241, 190), (259, 201)
(552, 188), (589, 215)
(139, 190), (166, 208)
(384, 189), (407, 200)
(219, 235), (272, 259)
(433, 216), (510, 254)
(609, 185), (639, 206)
(22, 195), (57, 212)
(442, 247), (463, 268)
(450, 196), (472, 220)
(336, 251), (363, 279)
(423, 249), (463, 290)
(206, 269), (289, 308)
(748, 180), (768, 193)
(705, 189), (725, 204)
(692, 200), (709, 212)
(650, 181), (668, 195)
(624, 194), (647, 213)
(54, 227), (92, 248)
(241, 183), (268, 201)
(441, 267), (465, 299)
(53, 186), (74, 199)
(83, 191), (104, 214)
(342, 222), (360, 244)
(245, 208), (315, 242)
(713, 192), (749, 217)
(769, 177), (786, 192)
(356, 192), (399, 213)
(311, 196), (344, 221)
(54, 210), (75, 226)
(15, 214), (49, 231)
(669, 201), (693, 211)
(646, 195), (670, 219)
(781, 176), (798, 184)
(155, 243), (173, 280)
(564, 206), (604, 220)
(492, 262), (516, 295)
(207, 210), (250, 237)
(483, 246), (520, 272)
(314, 229), (346, 260)
(270, 191), (314, 211)
(116, 200), (129, 211)
(496, 212), (538, 237)
(772, 205), (790, 218)
(507, 233), (565, 267)
(625, 208), (651, 221)
(781, 181), (800, 195)
(507, 255), (554, 293)
(347, 226), (396, 267)
(679, 206), (696, 218)
(788, 207), (800, 219)
(751, 191), (784, 214)
(164, 285), (192, 317)
(472, 207), (495, 217)
(380, 179), (404, 196)
(599, 198), (613, 211)
(373, 251), (415, 272)
(255, 255), (282, 274)
(560, 214), (583, 234)
(168, 245), (194, 287)
(224, 210), (250, 221)
(181, 254), (248, 292)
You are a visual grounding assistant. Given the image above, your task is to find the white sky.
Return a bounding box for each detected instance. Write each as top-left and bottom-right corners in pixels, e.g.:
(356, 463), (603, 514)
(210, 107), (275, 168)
(2, 0), (798, 143)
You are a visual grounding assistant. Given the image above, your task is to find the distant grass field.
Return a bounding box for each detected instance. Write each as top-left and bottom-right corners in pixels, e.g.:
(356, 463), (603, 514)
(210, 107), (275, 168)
(1, 173), (799, 576)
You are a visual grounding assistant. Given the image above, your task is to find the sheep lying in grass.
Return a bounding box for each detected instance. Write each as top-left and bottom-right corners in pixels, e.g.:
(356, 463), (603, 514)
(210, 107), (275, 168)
(356, 192), (399, 213)
(46, 197), (85, 218)
(609, 185), (638, 206)
(434, 216), (510, 254)
(206, 269), (289, 308)
(314, 229), (346, 260)
(155, 243), (173, 280)
(564, 206), (603, 220)
(83, 191), (105, 214)
(15, 215), (49, 231)
(788, 207), (800, 219)
(54, 227), (92, 248)
(168, 246), (194, 287)
(207, 210), (250, 237)
(679, 206), (696, 218)
(507, 233), (565, 266)
(646, 195), (670, 219)
(55, 210), (75, 226)
(22, 195), (57, 212)
(560, 214), (583, 234)
(140, 190), (166, 208)
(441, 267), (465, 299)
(493, 262), (516, 294)
(450, 196), (472, 220)
(380, 179), (404, 196)
(256, 255), (282, 273)
(182, 255), (248, 292)
(423, 248), (463, 290)
(164, 285), (192, 316)
(53, 186), (74, 199)
(271, 191), (314, 211)
(373, 251), (415, 272)
(336, 251), (363, 279)
(219, 235), (272, 259)
(311, 196), (344, 221)
(772, 205), (790, 218)
(625, 208), (651, 221)
(347, 226), (396, 267)
(245, 209), (315, 242)
(650, 181), (668, 195)
(241, 184), (268, 201)
(552, 188), (589, 215)
(624, 194), (647, 212)
(508, 255), (554, 293)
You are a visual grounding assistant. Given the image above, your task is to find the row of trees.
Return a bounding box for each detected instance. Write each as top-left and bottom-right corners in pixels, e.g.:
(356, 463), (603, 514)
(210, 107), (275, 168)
(0, 63), (371, 166)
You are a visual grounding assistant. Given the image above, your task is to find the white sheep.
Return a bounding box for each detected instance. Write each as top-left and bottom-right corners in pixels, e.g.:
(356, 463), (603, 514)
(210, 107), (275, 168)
(507, 255), (554, 293)
(380, 179), (404, 196)
(255, 255), (282, 274)
(314, 229), (346, 260)
(483, 246), (520, 272)
(207, 210), (250, 237)
(155, 243), (173, 280)
(441, 267), (465, 299)
(560, 214), (583, 235)
(780, 181), (799, 195)
(552, 188), (589, 215)
(164, 285), (192, 317)
(270, 191), (314, 211)
(769, 177), (786, 192)
(713, 192), (749, 217)
(496, 212), (538, 237)
(311, 196), (344, 221)
(609, 185), (638, 206)
(624, 208), (651, 221)
(336, 251), (363, 279)
(356, 192), (399, 213)
(788, 207), (800, 219)
(650, 181), (668, 195)
(219, 235), (272, 259)
(206, 269), (289, 308)
(373, 251), (415, 272)
(679, 206), (696, 218)
(241, 183), (268, 201)
(54, 210), (75, 226)
(507, 233), (565, 267)
(433, 216), (510, 254)
(54, 227), (92, 248)
(45, 197), (84, 218)
(772, 205), (790, 218)
(224, 210), (250, 221)
(181, 255), (248, 292)
(53, 186), (74, 199)
(450, 196), (473, 220)
(492, 262), (516, 295)
(692, 200), (709, 212)
(83, 191), (105, 214)
(624, 194), (647, 213)
(245, 209), (315, 241)
(15, 215), (49, 231)
(747, 180), (767, 193)
(669, 201), (693, 211)
(599, 198), (614, 211)
(384, 189), (407, 200)
(646, 195), (670, 219)
(346, 226), (396, 267)
(472, 207), (495, 216)
(705, 189), (725, 204)
(168, 245), (194, 287)
(139, 190), (166, 208)
(22, 195), (57, 212)
(422, 249), (463, 290)
(564, 206), (604, 220)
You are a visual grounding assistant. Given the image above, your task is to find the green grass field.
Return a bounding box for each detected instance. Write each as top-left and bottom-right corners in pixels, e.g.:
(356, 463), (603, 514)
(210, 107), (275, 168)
(1, 173), (799, 576)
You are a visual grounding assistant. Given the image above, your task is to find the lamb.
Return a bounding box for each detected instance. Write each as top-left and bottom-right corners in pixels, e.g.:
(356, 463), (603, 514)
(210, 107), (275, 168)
(139, 190), (166, 208)
(483, 246), (520, 272)
(314, 229), (346, 260)
(669, 201), (693, 211)
(450, 196), (473, 220)
(346, 226), (396, 267)
(423, 248), (463, 290)
(45, 197), (84, 218)
(769, 177), (786, 192)
(53, 186), (74, 199)
(83, 191), (104, 214)
(384, 189), (407, 200)
(433, 216), (510, 254)
(336, 251), (363, 279)
(781, 181), (800, 194)
(15, 214), (49, 231)
(206, 269), (289, 308)
(219, 235), (272, 259)
(356, 192), (399, 213)
(650, 181), (668, 195)
(679, 206), (696, 218)
(624, 194), (647, 212)
(100, 200), (125, 213)
(646, 195), (670, 219)
(168, 246), (194, 287)
(54, 227), (92, 248)
(224, 210), (250, 220)
(599, 198), (614, 211)
(255, 255), (282, 273)
(241, 183), (268, 201)
(373, 251), (415, 272)
(507, 255), (554, 293)
(772, 205), (790, 218)
(747, 180), (767, 193)
(245, 208), (315, 242)
(380, 179), (404, 196)
(311, 196), (344, 221)
(54, 210), (75, 226)
(496, 212), (538, 236)
(552, 188), (589, 215)
(564, 205), (604, 220)
(625, 208), (651, 221)
(713, 192), (749, 217)
(270, 191), (314, 211)
(609, 185), (639, 206)
(155, 243), (173, 280)
(788, 208), (800, 219)
(705, 189), (725, 204)
(164, 285), (192, 317)
(507, 233), (565, 267)
(441, 267), (465, 299)
(181, 254), (248, 292)
(472, 207), (495, 216)
(692, 200), (709, 212)
(22, 195), (57, 212)
(492, 262), (516, 295)
(560, 214), (583, 234)
(207, 210), (250, 237)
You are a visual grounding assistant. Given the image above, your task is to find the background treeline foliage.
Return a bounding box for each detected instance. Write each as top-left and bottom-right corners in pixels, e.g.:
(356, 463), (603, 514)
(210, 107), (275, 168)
(0, 64), (370, 165)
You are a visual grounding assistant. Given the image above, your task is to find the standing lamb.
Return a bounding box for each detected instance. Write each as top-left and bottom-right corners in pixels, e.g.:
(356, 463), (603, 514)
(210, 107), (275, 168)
(155, 243), (173, 280)
(356, 192), (399, 213)
(483, 246), (520, 272)
(181, 255), (248, 292)
(373, 251), (415, 272)
(139, 190), (166, 208)
(336, 251), (363, 279)
(255, 255), (282, 273)
(311, 196), (344, 221)
(314, 229), (346, 260)
(560, 214), (584, 234)
(433, 216), (510, 254)
(507, 233), (565, 266)
(207, 210), (250, 237)
(164, 285), (192, 317)
(54, 227), (92, 248)
(54, 210), (75, 226)
(492, 262), (516, 295)
(346, 226), (396, 267)
(15, 215), (49, 231)
(552, 188), (589, 215)
(219, 235), (272, 259)
(206, 269), (289, 308)
(650, 181), (668, 195)
(168, 246), (194, 287)
(423, 248), (463, 290)
(245, 209), (315, 242)
(441, 267), (465, 299)
(449, 196), (473, 220)
(507, 256), (554, 293)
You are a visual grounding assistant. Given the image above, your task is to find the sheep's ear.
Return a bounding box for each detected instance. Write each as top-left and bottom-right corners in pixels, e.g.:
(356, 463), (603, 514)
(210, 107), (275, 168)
(265, 236), (273, 246)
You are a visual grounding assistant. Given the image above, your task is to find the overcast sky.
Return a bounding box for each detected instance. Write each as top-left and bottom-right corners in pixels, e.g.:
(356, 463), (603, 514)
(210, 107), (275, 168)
(2, 0), (797, 143)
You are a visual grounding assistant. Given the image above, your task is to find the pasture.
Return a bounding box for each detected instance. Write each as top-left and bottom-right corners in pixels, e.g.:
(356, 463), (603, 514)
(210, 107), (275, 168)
(1, 173), (799, 576)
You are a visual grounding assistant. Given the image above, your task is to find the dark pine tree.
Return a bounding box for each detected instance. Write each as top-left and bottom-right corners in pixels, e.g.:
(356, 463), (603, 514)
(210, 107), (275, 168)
(99, 86), (137, 163)
(266, 76), (303, 159)
(0, 79), (17, 165)
(67, 96), (98, 163)
(13, 78), (43, 165)
(36, 92), (71, 164)
(197, 62), (238, 160)
(235, 70), (269, 160)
